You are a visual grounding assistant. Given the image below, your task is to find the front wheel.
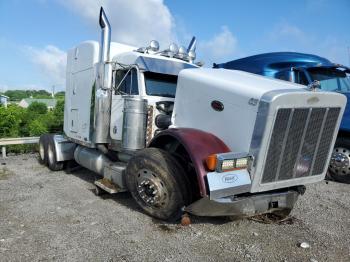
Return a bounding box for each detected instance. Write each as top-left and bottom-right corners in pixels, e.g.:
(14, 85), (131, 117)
(328, 137), (350, 184)
(125, 148), (191, 221)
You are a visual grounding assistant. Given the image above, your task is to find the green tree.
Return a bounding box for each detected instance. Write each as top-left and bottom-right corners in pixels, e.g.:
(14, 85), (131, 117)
(27, 101), (48, 115)
(48, 99), (65, 133)
(4, 89), (52, 101)
(55, 91), (65, 98)
(0, 104), (25, 138)
(28, 118), (48, 136)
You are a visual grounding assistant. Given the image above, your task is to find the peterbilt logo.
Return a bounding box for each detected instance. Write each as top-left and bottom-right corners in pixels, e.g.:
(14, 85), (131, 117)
(222, 174), (238, 183)
(307, 96), (319, 104)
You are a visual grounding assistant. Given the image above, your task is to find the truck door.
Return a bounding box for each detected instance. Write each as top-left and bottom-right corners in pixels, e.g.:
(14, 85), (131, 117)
(110, 68), (139, 141)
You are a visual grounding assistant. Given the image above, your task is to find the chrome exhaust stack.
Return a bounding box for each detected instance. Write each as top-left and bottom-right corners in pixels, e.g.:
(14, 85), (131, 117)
(187, 36), (196, 63)
(99, 7), (111, 63)
(187, 36), (197, 53)
(94, 7), (113, 145)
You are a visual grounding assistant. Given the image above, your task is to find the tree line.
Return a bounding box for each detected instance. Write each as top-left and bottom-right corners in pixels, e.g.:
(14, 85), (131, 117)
(0, 99), (64, 153)
(1, 89), (65, 101)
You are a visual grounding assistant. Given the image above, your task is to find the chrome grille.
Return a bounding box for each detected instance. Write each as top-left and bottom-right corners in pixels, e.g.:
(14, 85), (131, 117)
(262, 107), (340, 183)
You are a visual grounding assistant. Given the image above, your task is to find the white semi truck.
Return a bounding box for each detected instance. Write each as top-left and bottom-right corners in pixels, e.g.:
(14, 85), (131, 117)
(39, 8), (346, 221)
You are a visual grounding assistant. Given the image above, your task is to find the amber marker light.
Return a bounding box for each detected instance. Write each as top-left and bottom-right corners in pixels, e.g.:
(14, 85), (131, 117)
(206, 154), (217, 171)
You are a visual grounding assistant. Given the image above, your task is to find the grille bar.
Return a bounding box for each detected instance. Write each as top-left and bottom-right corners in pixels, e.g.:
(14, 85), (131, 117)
(261, 107), (340, 184)
(274, 108), (295, 181)
(278, 108), (309, 181)
(292, 109), (312, 179)
(309, 108), (328, 177)
(261, 109), (292, 183)
(312, 107), (340, 175)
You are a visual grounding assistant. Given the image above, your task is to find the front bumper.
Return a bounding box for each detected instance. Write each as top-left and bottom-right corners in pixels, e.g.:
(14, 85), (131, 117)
(184, 190), (299, 217)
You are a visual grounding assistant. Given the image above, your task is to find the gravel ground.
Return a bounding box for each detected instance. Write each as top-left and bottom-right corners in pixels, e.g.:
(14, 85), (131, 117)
(0, 154), (349, 262)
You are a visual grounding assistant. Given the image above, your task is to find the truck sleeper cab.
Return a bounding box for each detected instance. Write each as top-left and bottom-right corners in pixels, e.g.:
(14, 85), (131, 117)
(215, 52), (350, 183)
(39, 8), (346, 222)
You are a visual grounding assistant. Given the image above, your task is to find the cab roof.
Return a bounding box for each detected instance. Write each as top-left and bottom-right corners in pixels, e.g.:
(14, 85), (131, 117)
(214, 52), (334, 75)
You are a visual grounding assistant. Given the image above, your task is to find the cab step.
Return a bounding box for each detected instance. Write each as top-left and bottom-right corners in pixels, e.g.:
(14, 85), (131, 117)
(94, 178), (124, 194)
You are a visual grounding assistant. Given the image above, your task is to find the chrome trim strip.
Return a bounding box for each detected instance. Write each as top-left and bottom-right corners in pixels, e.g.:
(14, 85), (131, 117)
(249, 101), (270, 169)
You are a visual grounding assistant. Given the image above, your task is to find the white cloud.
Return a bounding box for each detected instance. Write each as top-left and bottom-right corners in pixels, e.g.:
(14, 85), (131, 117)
(57, 0), (239, 66)
(198, 26), (238, 66)
(317, 37), (350, 66)
(269, 22), (310, 45)
(58, 0), (175, 47)
(0, 84), (9, 92)
(19, 0), (239, 89)
(267, 22), (349, 65)
(25, 45), (66, 86)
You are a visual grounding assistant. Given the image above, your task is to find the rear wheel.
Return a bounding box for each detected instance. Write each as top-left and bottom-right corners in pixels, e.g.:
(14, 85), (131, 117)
(329, 137), (350, 184)
(125, 148), (190, 221)
(47, 135), (64, 171)
(39, 134), (48, 165)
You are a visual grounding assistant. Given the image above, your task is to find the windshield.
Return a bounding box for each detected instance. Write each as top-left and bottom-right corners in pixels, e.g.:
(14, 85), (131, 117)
(144, 72), (178, 98)
(307, 68), (350, 92)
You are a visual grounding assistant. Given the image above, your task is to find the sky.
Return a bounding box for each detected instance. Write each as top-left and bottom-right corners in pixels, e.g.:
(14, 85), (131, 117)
(0, 0), (349, 92)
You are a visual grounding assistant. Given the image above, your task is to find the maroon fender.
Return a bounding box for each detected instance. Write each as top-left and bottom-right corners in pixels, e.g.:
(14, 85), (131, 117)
(149, 128), (230, 196)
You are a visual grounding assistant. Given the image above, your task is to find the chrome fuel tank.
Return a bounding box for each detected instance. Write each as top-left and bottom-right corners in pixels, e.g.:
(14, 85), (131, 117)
(122, 96), (148, 151)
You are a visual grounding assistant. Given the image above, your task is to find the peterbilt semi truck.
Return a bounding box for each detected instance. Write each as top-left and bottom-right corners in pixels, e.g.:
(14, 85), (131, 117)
(214, 52), (350, 183)
(39, 8), (346, 221)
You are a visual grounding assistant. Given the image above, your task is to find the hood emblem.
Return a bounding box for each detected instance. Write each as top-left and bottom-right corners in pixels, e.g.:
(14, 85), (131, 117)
(222, 174), (238, 183)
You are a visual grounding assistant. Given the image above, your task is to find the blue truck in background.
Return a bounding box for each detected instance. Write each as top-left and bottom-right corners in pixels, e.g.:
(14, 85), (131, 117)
(214, 52), (350, 183)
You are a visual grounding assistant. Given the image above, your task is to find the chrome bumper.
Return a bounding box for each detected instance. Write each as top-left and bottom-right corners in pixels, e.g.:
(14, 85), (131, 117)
(184, 190), (299, 217)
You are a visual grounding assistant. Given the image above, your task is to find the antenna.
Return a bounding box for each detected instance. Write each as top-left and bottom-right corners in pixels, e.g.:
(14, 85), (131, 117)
(348, 46), (350, 67)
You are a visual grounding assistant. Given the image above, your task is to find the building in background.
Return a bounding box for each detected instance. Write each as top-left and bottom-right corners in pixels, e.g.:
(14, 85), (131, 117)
(18, 98), (57, 110)
(0, 95), (9, 108)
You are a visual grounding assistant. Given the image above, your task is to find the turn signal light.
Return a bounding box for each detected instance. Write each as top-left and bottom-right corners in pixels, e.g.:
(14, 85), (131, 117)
(206, 154), (217, 171)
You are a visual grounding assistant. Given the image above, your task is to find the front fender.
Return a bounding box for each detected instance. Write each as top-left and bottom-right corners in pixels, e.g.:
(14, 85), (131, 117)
(149, 128), (230, 196)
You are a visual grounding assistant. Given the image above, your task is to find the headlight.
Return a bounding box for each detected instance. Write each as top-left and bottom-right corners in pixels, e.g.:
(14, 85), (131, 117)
(221, 157), (249, 171)
(221, 159), (235, 170)
(235, 158), (249, 169)
(206, 152), (252, 172)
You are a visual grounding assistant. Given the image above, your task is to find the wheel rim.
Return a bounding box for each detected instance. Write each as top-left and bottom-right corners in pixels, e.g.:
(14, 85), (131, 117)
(48, 144), (54, 165)
(39, 142), (45, 161)
(136, 169), (169, 207)
(329, 147), (350, 176)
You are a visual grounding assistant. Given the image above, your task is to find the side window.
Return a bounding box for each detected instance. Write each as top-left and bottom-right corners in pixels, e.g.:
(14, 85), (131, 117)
(275, 70), (290, 81)
(115, 69), (139, 95)
(294, 70), (309, 86)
